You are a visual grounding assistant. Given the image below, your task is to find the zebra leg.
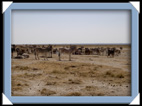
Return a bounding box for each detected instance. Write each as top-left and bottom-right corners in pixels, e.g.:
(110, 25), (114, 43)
(36, 55), (38, 60)
(35, 53), (37, 60)
(51, 51), (52, 58)
(69, 52), (71, 61)
(58, 51), (61, 61)
(46, 53), (48, 60)
(107, 53), (110, 58)
(12, 52), (13, 58)
(59, 55), (61, 61)
(37, 54), (39, 60)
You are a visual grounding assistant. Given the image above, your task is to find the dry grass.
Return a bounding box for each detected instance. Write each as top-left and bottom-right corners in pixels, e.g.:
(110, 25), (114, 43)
(40, 88), (56, 96)
(85, 86), (99, 91)
(89, 92), (105, 96)
(12, 66), (30, 70)
(51, 69), (68, 74)
(12, 86), (23, 91)
(80, 86), (105, 96)
(32, 68), (39, 70)
(11, 45), (131, 96)
(66, 92), (82, 96)
(11, 79), (29, 92)
(104, 70), (129, 79)
(68, 78), (82, 84)
(46, 81), (56, 85)
(24, 72), (42, 78)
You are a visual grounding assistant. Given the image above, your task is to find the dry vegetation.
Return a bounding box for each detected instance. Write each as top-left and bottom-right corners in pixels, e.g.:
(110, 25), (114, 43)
(11, 45), (131, 96)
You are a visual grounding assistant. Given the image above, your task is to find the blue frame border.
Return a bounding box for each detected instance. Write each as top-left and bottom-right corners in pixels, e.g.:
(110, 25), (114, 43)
(4, 3), (139, 104)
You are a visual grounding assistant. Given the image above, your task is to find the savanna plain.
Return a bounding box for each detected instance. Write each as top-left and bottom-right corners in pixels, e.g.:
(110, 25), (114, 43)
(12, 45), (131, 96)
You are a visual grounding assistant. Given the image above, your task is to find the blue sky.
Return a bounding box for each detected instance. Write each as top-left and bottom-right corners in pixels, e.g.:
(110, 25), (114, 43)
(11, 10), (131, 44)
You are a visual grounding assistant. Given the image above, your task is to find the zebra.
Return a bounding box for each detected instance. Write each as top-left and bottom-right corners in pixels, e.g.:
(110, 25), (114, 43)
(16, 47), (29, 57)
(53, 48), (58, 54)
(34, 45), (52, 60)
(85, 48), (91, 55)
(58, 45), (77, 61)
(99, 47), (106, 56)
(73, 48), (83, 55)
(92, 48), (100, 55)
(120, 47), (123, 50)
(107, 47), (116, 58)
(11, 45), (16, 58)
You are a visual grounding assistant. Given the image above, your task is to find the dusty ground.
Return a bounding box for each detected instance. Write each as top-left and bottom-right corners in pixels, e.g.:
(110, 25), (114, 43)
(11, 45), (131, 96)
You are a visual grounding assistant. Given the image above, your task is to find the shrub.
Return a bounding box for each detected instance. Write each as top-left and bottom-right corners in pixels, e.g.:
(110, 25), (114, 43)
(97, 93), (105, 96)
(116, 74), (124, 78)
(68, 78), (82, 84)
(52, 70), (59, 73)
(64, 67), (69, 70)
(106, 71), (112, 76)
(14, 66), (30, 70)
(46, 82), (56, 85)
(66, 92), (81, 96)
(51, 70), (67, 74)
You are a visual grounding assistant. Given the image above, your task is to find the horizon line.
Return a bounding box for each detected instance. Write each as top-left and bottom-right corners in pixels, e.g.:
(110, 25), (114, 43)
(12, 43), (131, 45)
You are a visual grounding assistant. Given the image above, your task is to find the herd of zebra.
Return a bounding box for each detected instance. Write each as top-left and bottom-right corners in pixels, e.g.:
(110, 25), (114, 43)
(11, 45), (123, 61)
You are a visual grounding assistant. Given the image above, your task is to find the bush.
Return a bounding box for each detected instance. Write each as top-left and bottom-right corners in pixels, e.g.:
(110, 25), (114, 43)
(51, 70), (67, 74)
(46, 82), (56, 85)
(15, 66), (30, 70)
(66, 92), (81, 96)
(106, 71), (112, 76)
(105, 70), (125, 78)
(116, 74), (124, 78)
(68, 78), (82, 84)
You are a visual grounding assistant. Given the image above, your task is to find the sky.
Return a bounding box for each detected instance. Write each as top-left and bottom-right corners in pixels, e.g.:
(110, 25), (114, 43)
(11, 10), (131, 44)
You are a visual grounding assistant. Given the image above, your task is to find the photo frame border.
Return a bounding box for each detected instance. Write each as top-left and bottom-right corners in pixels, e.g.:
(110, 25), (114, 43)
(3, 2), (139, 104)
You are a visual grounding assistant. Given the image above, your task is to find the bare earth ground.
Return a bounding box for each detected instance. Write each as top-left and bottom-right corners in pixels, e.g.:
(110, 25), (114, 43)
(12, 45), (131, 96)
